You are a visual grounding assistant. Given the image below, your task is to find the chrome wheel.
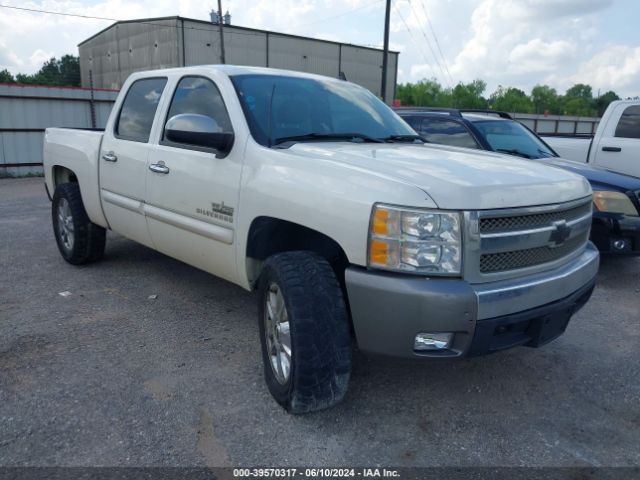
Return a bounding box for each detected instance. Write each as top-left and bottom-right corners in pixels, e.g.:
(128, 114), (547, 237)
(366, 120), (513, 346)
(264, 282), (292, 385)
(57, 197), (74, 251)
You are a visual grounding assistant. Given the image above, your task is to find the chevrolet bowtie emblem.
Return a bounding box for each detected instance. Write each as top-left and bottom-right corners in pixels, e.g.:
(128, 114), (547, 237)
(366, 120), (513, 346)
(549, 220), (571, 247)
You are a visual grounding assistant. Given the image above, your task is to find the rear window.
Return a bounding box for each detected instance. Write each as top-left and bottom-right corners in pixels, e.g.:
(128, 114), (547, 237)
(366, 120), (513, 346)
(614, 105), (640, 139)
(418, 118), (479, 149)
(116, 78), (167, 143)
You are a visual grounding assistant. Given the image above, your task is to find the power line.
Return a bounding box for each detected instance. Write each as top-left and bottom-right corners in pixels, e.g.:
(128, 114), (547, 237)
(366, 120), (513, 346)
(418, 0), (454, 86)
(391, 0), (447, 88)
(405, 0), (450, 88)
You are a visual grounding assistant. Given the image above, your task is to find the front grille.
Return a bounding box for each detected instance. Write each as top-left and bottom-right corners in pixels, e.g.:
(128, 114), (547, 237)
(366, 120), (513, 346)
(480, 235), (586, 273)
(480, 202), (592, 234)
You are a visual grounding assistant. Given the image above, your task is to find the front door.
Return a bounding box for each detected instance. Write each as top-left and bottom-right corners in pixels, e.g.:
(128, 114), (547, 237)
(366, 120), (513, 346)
(145, 75), (242, 284)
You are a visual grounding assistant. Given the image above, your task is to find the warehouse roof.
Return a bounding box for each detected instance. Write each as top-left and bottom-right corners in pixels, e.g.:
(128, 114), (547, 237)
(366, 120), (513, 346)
(78, 15), (400, 55)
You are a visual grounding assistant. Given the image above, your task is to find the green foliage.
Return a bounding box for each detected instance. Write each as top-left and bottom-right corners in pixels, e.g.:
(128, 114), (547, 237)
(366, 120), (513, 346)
(490, 86), (533, 113)
(396, 78), (488, 109)
(531, 84), (560, 114)
(396, 78), (621, 118)
(11, 55), (80, 87)
(0, 69), (16, 83)
(594, 90), (620, 116)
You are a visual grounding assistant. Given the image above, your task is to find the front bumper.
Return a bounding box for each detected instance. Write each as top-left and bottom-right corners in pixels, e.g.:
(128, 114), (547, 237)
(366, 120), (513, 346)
(345, 242), (599, 358)
(591, 213), (640, 254)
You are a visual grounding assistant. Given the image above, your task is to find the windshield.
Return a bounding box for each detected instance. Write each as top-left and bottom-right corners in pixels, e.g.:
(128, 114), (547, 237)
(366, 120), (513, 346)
(473, 119), (557, 159)
(230, 74), (416, 147)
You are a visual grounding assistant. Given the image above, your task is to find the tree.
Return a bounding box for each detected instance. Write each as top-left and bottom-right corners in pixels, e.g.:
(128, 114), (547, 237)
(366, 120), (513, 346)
(451, 79), (487, 109)
(14, 55), (80, 87)
(0, 69), (15, 83)
(530, 84), (559, 114)
(396, 78), (453, 107)
(594, 90), (620, 116)
(490, 86), (534, 113)
(562, 83), (594, 116)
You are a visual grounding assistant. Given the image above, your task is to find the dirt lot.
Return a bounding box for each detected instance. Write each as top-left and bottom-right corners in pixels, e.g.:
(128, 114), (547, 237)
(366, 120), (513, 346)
(1, 177), (639, 467)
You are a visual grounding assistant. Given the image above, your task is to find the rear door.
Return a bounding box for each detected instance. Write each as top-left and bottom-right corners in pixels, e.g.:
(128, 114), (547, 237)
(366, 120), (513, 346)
(99, 76), (168, 247)
(144, 73), (243, 284)
(595, 104), (640, 177)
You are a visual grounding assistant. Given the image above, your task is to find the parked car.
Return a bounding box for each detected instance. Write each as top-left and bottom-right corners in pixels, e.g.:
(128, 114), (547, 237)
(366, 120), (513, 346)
(44, 66), (598, 414)
(397, 107), (640, 254)
(542, 100), (640, 178)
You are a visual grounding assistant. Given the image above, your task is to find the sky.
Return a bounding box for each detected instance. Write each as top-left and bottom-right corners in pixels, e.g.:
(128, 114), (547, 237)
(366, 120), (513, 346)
(0, 0), (639, 98)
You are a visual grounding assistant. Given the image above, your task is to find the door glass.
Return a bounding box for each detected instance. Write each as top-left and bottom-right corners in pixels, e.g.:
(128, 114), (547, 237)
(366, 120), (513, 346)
(115, 78), (167, 142)
(163, 76), (233, 144)
(614, 105), (640, 139)
(419, 119), (479, 149)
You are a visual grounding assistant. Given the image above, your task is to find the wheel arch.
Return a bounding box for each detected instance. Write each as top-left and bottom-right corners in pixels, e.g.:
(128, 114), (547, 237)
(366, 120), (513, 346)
(245, 216), (351, 290)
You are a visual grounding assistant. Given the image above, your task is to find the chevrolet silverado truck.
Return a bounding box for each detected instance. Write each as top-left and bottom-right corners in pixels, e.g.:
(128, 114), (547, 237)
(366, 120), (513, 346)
(397, 107), (640, 254)
(44, 66), (599, 414)
(542, 100), (640, 178)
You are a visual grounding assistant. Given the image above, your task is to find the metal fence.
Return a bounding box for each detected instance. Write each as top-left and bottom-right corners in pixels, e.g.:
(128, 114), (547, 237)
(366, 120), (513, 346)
(512, 113), (600, 135)
(0, 84), (117, 177)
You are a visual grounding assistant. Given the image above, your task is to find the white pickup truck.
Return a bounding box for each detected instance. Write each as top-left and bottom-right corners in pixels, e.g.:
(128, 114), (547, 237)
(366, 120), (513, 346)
(543, 100), (640, 178)
(44, 65), (599, 414)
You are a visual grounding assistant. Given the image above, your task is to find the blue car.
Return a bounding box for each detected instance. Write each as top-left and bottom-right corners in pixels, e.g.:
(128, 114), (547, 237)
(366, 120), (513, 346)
(396, 107), (640, 254)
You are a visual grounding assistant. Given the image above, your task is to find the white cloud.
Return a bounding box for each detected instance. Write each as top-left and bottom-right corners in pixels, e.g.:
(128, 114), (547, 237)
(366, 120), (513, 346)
(569, 44), (640, 94)
(29, 49), (55, 68)
(508, 39), (577, 73)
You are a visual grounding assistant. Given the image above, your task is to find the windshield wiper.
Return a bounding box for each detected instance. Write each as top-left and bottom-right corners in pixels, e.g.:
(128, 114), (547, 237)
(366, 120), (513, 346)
(495, 148), (533, 159)
(273, 132), (385, 147)
(536, 148), (555, 158)
(380, 134), (426, 143)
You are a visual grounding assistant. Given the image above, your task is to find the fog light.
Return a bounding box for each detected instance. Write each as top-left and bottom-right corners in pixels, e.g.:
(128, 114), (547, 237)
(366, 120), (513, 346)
(612, 239), (629, 251)
(414, 332), (453, 351)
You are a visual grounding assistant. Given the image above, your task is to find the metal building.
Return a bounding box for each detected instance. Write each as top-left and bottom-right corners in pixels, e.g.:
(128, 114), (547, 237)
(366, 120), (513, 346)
(78, 16), (399, 102)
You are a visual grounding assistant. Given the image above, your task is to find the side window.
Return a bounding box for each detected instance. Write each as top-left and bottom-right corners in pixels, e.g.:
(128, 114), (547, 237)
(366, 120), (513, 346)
(115, 78), (167, 143)
(419, 118), (479, 149)
(614, 105), (640, 139)
(163, 76), (233, 145)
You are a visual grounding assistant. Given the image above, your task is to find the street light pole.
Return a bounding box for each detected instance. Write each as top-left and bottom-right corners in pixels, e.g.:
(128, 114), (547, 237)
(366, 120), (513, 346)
(381, 0), (391, 103)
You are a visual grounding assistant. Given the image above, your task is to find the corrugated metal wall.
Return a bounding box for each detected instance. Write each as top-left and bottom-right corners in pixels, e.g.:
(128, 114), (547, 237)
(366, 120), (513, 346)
(0, 85), (117, 177)
(80, 18), (399, 101)
(80, 19), (180, 90)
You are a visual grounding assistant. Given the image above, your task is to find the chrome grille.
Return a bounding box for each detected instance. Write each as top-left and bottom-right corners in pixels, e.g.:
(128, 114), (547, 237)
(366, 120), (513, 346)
(480, 202), (592, 233)
(480, 235), (585, 273)
(464, 197), (593, 282)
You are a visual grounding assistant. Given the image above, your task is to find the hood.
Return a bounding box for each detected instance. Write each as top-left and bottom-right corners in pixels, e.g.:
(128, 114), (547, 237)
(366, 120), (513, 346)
(281, 142), (592, 210)
(537, 157), (640, 192)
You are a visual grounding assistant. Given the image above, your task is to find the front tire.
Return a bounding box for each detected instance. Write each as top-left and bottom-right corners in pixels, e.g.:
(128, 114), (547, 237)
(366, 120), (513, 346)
(258, 251), (351, 414)
(52, 182), (106, 265)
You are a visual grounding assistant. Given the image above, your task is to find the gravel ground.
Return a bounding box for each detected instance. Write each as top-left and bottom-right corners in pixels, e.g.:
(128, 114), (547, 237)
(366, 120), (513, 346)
(1, 177), (639, 467)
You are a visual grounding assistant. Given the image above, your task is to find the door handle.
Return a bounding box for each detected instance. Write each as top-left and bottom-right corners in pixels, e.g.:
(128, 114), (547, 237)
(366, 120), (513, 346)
(602, 146), (622, 152)
(149, 162), (170, 174)
(102, 153), (118, 162)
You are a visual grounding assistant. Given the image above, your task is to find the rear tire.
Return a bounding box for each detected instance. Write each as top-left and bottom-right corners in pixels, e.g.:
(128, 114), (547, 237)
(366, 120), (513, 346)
(52, 182), (106, 265)
(258, 251), (351, 414)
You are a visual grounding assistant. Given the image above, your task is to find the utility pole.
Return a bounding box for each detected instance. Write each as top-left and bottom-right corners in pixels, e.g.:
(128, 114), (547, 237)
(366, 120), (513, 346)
(218, 0), (226, 64)
(381, 0), (391, 103)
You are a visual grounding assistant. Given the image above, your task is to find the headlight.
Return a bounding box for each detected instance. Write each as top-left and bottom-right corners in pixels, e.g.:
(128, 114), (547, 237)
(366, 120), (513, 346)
(368, 204), (462, 275)
(593, 191), (638, 216)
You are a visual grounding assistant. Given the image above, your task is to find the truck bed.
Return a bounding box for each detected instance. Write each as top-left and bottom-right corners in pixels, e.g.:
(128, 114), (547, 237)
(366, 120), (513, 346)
(542, 135), (591, 163)
(43, 127), (108, 228)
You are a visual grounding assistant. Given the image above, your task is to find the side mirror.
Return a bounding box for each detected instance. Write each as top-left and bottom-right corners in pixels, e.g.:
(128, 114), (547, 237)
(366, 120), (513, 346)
(165, 114), (234, 156)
